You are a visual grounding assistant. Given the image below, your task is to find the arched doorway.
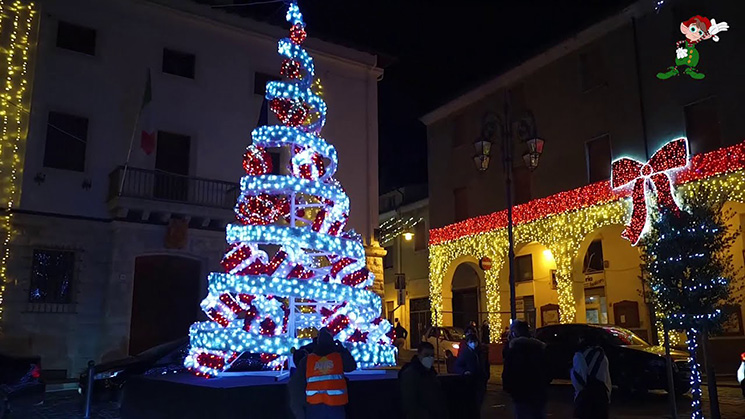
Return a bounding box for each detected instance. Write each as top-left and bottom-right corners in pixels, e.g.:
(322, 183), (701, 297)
(129, 255), (202, 355)
(451, 263), (483, 330)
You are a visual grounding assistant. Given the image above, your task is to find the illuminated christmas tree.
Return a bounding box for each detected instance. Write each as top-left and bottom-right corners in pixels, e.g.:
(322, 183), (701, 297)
(184, 2), (395, 377)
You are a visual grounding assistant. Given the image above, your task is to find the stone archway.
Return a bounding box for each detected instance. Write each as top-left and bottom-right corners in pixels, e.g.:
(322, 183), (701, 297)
(451, 262), (485, 329)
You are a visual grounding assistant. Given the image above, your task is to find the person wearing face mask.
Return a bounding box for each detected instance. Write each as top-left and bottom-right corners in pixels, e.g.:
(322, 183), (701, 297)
(399, 341), (447, 419)
(455, 334), (489, 417)
(290, 327), (357, 419)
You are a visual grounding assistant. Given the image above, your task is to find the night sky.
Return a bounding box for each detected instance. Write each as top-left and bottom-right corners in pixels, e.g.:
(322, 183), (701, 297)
(200, 0), (640, 192)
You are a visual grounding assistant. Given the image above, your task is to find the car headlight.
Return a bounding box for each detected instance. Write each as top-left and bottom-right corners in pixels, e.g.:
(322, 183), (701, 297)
(93, 370), (122, 380)
(452, 343), (459, 350)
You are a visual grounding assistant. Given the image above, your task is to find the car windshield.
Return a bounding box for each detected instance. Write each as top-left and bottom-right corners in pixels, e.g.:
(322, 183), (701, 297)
(604, 327), (649, 346)
(443, 327), (464, 341)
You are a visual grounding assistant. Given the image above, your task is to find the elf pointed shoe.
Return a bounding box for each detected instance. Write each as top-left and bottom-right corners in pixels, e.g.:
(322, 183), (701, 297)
(656, 67), (679, 80)
(684, 67), (705, 80)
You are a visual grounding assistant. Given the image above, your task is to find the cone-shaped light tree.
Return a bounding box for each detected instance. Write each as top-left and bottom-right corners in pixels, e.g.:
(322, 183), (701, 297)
(184, 2), (396, 377)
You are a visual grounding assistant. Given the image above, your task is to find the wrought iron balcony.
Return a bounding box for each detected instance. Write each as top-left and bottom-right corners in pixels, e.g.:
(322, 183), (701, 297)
(107, 166), (240, 227)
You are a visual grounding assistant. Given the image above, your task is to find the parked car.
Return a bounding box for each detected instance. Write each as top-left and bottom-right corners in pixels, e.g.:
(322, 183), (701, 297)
(0, 353), (45, 418)
(78, 337), (265, 403)
(535, 324), (692, 394)
(422, 326), (463, 360)
(737, 351), (745, 397)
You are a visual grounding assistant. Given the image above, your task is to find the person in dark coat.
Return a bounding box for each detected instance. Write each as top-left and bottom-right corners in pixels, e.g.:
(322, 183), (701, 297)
(501, 320), (550, 419)
(455, 334), (488, 416)
(399, 341), (447, 419)
(480, 320), (491, 345)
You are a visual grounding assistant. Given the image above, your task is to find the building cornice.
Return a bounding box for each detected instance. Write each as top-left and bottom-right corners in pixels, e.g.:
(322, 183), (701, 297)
(136, 0), (383, 76)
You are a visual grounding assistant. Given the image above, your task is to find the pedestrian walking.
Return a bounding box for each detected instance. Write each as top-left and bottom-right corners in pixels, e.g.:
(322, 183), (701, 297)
(394, 318), (409, 351)
(290, 327), (357, 419)
(455, 334), (489, 417)
(399, 341), (448, 419)
(501, 320), (550, 419)
(464, 320), (479, 341)
(571, 336), (611, 419)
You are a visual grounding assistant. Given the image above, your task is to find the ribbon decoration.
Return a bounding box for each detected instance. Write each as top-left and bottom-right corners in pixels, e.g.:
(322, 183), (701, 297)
(611, 138), (689, 245)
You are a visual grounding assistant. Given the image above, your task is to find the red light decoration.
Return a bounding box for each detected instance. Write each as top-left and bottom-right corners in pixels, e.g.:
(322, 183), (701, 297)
(330, 258), (354, 277)
(430, 140), (745, 246)
(264, 250), (287, 276)
(242, 145), (273, 176)
(280, 59), (303, 79)
(341, 269), (369, 287)
(207, 308), (230, 327)
(243, 305), (258, 332)
(237, 194), (281, 225)
(311, 209), (326, 231)
(289, 23), (306, 45)
(611, 138), (688, 244)
(348, 329), (369, 343)
(259, 317), (277, 336)
(197, 353), (225, 371)
(327, 314), (349, 336)
(219, 293), (244, 314)
(270, 98), (308, 127)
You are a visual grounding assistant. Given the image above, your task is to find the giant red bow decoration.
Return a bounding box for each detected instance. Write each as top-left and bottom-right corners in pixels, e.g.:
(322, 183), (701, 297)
(611, 138), (689, 245)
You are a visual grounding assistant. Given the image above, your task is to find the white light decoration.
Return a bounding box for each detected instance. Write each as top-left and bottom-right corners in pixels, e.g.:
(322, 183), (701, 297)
(185, 2), (395, 377)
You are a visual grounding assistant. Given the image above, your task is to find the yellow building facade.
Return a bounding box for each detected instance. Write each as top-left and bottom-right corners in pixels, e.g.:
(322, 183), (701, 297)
(428, 140), (745, 345)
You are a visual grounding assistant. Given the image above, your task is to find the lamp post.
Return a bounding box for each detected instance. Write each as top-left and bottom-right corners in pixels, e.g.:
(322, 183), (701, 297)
(472, 90), (545, 322)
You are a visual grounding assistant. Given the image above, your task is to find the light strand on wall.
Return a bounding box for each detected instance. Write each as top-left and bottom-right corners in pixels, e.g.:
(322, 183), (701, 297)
(0, 1), (35, 330)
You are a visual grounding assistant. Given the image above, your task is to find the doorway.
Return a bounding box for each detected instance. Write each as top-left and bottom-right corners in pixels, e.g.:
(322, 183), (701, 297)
(409, 297), (431, 346)
(154, 131), (191, 201)
(451, 263), (481, 329)
(129, 255), (201, 355)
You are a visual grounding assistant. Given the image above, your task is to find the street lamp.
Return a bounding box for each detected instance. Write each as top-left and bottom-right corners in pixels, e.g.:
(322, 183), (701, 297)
(472, 90), (545, 322)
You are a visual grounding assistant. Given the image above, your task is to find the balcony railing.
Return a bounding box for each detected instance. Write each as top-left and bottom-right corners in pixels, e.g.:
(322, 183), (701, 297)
(108, 166), (240, 209)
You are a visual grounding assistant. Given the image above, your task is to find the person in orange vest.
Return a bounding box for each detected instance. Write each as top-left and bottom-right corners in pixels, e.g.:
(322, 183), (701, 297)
(291, 327), (357, 419)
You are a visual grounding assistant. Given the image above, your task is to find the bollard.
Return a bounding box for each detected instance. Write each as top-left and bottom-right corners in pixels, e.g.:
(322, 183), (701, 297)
(83, 360), (95, 419)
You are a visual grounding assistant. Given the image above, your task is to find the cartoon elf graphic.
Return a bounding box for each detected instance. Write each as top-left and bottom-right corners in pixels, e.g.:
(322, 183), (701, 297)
(657, 15), (729, 80)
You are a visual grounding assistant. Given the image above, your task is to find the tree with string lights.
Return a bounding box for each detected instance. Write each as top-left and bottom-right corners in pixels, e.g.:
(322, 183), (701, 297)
(640, 184), (742, 419)
(183, 2), (396, 377)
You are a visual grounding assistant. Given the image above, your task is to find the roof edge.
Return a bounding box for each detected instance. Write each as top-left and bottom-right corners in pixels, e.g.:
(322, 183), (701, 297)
(420, 2), (642, 126)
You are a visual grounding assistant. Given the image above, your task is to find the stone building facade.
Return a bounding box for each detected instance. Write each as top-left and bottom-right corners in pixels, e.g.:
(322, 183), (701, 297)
(0, 0), (383, 378)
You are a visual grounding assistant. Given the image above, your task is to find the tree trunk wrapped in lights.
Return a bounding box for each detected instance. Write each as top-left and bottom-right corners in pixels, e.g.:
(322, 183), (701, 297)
(640, 184), (743, 418)
(184, 2), (395, 377)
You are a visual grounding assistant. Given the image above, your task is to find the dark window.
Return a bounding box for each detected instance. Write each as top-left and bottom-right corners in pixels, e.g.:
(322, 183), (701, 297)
(162, 49), (195, 79)
(685, 97), (722, 155)
(414, 221), (427, 251)
(43, 111), (88, 172)
(515, 254), (534, 282)
(56, 21), (96, 56)
(254, 72), (280, 95)
(453, 187), (468, 222)
(383, 246), (394, 270)
(154, 131), (191, 201)
(583, 240), (605, 273)
(579, 49), (606, 92)
(513, 165), (532, 204)
(586, 134), (611, 183)
(29, 249), (75, 304)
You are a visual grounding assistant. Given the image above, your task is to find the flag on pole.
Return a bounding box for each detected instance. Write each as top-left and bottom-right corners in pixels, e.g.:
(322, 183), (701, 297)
(140, 69), (155, 155)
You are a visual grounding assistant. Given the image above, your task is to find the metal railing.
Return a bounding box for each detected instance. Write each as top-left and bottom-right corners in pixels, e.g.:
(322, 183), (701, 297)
(108, 166), (240, 209)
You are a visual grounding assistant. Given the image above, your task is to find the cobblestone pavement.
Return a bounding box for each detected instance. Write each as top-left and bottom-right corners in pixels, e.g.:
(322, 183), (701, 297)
(14, 382), (745, 418)
(483, 382), (745, 419)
